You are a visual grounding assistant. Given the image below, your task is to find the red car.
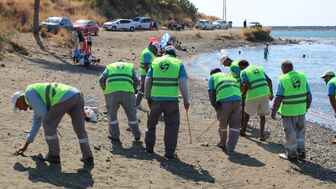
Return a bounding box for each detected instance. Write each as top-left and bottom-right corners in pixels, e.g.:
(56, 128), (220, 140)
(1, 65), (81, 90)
(73, 19), (99, 36)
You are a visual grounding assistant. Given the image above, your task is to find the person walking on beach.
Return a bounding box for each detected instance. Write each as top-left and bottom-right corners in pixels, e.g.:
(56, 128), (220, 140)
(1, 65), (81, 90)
(243, 19), (247, 28)
(12, 83), (94, 168)
(264, 43), (269, 60)
(99, 62), (141, 145)
(239, 60), (273, 141)
(271, 61), (312, 161)
(136, 41), (160, 109)
(144, 45), (190, 159)
(321, 71), (336, 144)
(208, 68), (242, 154)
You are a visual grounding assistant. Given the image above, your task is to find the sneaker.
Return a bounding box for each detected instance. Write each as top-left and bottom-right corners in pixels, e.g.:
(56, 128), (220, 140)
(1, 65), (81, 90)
(146, 147), (154, 154)
(298, 152), (306, 160)
(279, 153), (297, 162)
(260, 135), (266, 141)
(44, 153), (61, 164)
(81, 157), (94, 168)
(216, 143), (226, 151)
(164, 153), (178, 160)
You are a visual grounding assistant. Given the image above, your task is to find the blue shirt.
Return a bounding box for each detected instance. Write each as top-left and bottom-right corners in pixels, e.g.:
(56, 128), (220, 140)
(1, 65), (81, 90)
(327, 81), (336, 96)
(143, 52), (153, 65)
(147, 63), (188, 101)
(208, 76), (241, 102)
(276, 82), (311, 96)
(25, 88), (79, 143)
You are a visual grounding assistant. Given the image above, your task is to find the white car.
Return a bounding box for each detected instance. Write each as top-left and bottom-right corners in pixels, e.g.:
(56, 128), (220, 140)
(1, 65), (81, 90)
(195, 20), (214, 30)
(212, 20), (230, 29)
(103, 19), (136, 31)
(132, 17), (157, 30)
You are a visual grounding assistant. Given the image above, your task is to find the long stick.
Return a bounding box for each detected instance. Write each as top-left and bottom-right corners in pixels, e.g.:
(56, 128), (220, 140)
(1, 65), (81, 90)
(196, 119), (217, 141)
(186, 111), (192, 144)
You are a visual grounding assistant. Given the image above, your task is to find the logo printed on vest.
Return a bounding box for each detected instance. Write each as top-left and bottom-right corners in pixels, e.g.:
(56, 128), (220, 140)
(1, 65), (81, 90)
(253, 68), (260, 74)
(159, 61), (170, 72)
(291, 76), (301, 88)
(116, 64), (125, 70)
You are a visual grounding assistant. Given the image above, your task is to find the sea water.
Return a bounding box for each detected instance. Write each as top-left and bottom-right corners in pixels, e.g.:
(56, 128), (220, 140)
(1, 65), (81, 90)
(187, 29), (336, 130)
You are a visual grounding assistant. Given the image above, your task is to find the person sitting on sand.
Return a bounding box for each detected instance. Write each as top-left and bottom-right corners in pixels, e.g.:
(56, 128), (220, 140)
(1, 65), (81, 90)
(321, 71), (336, 144)
(208, 68), (242, 154)
(271, 61), (312, 161)
(12, 83), (94, 168)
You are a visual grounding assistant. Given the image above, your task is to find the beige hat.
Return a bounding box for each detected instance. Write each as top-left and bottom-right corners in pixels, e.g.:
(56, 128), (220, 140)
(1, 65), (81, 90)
(321, 71), (335, 78)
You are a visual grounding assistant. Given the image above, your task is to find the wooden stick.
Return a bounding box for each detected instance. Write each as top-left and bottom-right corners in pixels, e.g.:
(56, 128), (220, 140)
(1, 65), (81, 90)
(186, 111), (192, 144)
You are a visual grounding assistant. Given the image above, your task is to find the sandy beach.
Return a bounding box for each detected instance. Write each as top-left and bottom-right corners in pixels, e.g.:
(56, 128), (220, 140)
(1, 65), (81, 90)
(0, 29), (335, 188)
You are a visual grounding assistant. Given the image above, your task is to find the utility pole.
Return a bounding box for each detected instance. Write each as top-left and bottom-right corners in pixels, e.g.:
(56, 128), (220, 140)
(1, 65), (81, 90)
(222, 0), (227, 21)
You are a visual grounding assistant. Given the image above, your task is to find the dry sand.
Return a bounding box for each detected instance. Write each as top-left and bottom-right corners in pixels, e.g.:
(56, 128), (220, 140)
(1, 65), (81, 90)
(0, 29), (335, 188)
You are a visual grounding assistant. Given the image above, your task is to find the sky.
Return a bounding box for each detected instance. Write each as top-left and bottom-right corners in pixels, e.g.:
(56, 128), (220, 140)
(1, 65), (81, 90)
(189, 0), (336, 26)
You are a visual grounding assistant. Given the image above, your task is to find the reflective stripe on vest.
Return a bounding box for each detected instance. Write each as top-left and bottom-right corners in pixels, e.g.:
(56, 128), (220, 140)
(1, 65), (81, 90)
(243, 65), (270, 101)
(25, 83), (72, 110)
(151, 55), (181, 98)
(140, 48), (155, 76)
(104, 62), (134, 94)
(278, 71), (308, 116)
(212, 73), (241, 102)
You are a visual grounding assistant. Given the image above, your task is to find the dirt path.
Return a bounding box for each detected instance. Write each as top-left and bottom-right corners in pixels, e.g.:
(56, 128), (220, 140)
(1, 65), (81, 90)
(0, 29), (335, 188)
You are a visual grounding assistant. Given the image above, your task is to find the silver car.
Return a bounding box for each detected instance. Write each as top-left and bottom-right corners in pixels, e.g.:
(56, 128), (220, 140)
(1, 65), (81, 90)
(195, 20), (214, 30)
(212, 20), (230, 29)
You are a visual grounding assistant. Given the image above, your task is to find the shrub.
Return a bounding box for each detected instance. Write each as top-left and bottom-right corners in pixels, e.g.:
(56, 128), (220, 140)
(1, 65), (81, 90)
(241, 28), (273, 42)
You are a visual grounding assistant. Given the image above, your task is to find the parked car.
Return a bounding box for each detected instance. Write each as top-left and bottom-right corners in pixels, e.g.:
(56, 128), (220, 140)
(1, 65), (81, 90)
(73, 19), (99, 36)
(40, 16), (73, 33)
(212, 20), (230, 29)
(249, 22), (262, 29)
(167, 19), (184, 31)
(132, 17), (158, 30)
(195, 20), (214, 30)
(103, 19), (136, 31)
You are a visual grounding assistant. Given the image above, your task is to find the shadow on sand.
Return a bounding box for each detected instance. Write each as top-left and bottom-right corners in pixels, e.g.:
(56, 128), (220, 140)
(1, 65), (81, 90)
(14, 154), (94, 189)
(111, 142), (216, 183)
(228, 151), (266, 167)
(292, 160), (336, 183)
(19, 54), (105, 76)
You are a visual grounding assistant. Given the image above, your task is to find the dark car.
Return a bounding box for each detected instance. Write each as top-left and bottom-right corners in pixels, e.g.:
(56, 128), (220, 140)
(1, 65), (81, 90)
(73, 19), (99, 36)
(167, 19), (184, 31)
(40, 16), (73, 33)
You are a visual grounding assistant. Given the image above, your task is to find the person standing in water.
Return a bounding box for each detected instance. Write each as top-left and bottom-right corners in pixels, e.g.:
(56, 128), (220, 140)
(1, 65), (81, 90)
(264, 43), (269, 60)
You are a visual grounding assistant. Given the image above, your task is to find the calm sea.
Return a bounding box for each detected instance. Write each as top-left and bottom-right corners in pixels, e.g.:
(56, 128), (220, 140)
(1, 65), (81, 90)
(187, 29), (336, 130)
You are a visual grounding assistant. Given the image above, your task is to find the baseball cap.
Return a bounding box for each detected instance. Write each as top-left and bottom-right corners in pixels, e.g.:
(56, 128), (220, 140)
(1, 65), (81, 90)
(164, 45), (176, 56)
(11, 91), (24, 112)
(321, 71), (335, 78)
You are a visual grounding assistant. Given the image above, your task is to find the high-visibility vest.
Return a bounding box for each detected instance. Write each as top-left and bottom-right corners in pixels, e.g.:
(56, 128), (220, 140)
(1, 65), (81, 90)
(104, 62), (135, 94)
(328, 77), (336, 96)
(230, 60), (241, 81)
(25, 83), (73, 110)
(151, 55), (182, 98)
(242, 65), (270, 101)
(278, 71), (308, 116)
(140, 48), (155, 76)
(212, 72), (241, 102)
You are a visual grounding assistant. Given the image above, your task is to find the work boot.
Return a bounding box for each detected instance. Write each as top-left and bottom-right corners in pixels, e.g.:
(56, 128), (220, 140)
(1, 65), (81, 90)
(216, 143), (226, 151)
(298, 151), (306, 160)
(81, 157), (94, 169)
(44, 153), (61, 164)
(164, 153), (179, 160)
(240, 129), (246, 137)
(146, 147), (154, 154)
(108, 137), (122, 146)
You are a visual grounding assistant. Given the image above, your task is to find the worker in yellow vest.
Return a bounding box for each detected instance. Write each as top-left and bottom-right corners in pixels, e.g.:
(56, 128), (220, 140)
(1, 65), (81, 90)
(321, 71), (336, 144)
(271, 61), (312, 161)
(144, 45), (190, 159)
(136, 41), (160, 108)
(208, 68), (242, 154)
(240, 60), (273, 141)
(99, 62), (141, 145)
(11, 83), (94, 168)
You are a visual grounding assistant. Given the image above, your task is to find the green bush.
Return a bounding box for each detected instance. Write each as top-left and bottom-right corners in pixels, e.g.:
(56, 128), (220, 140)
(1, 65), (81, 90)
(241, 28), (273, 42)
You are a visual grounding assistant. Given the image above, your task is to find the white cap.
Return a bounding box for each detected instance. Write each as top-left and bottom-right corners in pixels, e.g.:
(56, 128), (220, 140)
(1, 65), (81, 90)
(11, 91), (24, 112)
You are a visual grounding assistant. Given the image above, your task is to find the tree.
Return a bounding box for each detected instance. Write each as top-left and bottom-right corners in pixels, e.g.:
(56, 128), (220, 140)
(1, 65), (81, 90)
(33, 0), (44, 49)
